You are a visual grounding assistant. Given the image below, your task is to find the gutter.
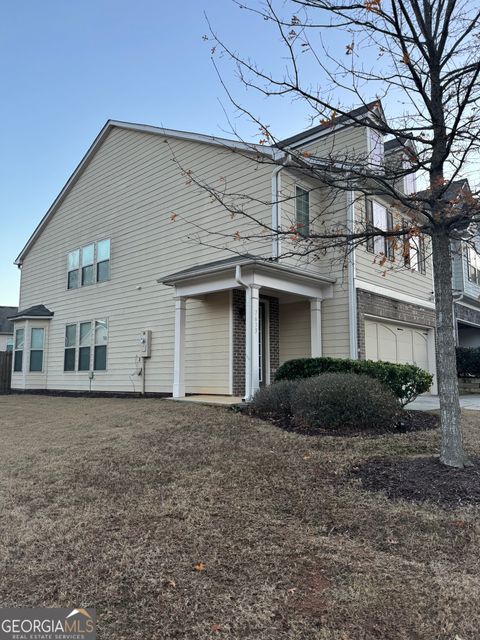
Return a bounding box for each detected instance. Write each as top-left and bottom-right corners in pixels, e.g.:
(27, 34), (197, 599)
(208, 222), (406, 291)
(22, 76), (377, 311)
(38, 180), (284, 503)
(347, 190), (358, 359)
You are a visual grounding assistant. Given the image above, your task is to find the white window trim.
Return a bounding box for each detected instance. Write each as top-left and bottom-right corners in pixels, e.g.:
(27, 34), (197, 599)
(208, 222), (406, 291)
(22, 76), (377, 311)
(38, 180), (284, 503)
(66, 238), (111, 291)
(29, 327), (45, 373)
(64, 318), (109, 373)
(295, 183), (310, 236)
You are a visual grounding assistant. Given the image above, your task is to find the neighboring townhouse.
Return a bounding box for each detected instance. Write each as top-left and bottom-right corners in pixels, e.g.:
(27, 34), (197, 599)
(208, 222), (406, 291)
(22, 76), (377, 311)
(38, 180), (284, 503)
(11, 103), (437, 399)
(449, 180), (480, 348)
(0, 307), (17, 352)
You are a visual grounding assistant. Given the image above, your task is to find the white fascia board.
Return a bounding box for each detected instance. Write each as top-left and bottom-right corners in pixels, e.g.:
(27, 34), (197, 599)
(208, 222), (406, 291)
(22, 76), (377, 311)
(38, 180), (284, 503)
(110, 120), (278, 158)
(10, 316), (53, 321)
(15, 121), (283, 266)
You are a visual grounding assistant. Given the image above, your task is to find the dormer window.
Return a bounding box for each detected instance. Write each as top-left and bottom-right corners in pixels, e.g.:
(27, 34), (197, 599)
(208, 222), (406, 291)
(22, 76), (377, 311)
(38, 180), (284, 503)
(369, 128), (384, 170)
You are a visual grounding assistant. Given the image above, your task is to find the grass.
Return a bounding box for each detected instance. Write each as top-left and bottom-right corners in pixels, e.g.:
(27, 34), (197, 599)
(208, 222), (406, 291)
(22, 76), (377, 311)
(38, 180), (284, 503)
(0, 395), (479, 639)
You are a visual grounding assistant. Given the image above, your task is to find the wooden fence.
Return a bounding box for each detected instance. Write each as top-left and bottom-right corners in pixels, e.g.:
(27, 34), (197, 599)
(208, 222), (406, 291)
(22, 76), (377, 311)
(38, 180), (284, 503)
(0, 351), (12, 393)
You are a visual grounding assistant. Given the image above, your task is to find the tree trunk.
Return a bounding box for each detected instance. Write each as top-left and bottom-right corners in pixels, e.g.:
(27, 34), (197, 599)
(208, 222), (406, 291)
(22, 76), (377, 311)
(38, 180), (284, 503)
(431, 230), (465, 468)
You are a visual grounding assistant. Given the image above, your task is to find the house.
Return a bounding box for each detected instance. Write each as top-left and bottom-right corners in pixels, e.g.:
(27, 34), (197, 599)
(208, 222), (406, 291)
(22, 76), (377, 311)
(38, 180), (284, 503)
(0, 307), (17, 352)
(449, 180), (480, 348)
(10, 103), (437, 399)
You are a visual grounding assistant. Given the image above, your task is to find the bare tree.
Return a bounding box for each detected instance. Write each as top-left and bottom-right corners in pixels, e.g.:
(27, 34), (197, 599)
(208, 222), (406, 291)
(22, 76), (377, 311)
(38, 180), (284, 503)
(181, 0), (480, 468)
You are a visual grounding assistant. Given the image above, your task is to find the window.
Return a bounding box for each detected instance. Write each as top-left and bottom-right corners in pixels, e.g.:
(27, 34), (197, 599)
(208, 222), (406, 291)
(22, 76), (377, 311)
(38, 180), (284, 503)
(67, 240), (111, 289)
(29, 328), (44, 372)
(295, 186), (310, 236)
(64, 324), (77, 371)
(67, 250), (80, 289)
(64, 319), (108, 372)
(467, 246), (480, 285)
(81, 244), (95, 286)
(369, 128), (384, 170)
(366, 199), (394, 259)
(6, 337), (13, 353)
(79, 322), (92, 371)
(403, 224), (426, 274)
(404, 162), (417, 195)
(96, 239), (110, 282)
(13, 328), (24, 372)
(94, 319), (108, 370)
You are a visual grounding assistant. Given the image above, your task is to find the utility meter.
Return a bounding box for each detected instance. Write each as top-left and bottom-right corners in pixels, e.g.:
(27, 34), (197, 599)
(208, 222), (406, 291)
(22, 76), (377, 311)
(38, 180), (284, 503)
(139, 330), (152, 358)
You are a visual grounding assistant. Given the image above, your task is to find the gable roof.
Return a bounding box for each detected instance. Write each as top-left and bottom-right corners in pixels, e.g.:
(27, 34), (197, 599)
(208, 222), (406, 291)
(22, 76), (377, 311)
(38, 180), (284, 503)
(278, 100), (385, 149)
(0, 306), (17, 333)
(8, 304), (54, 321)
(14, 121), (281, 266)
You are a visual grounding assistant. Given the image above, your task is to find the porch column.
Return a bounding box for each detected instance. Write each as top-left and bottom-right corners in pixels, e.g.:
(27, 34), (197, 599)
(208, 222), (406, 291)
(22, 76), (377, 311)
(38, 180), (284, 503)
(310, 298), (322, 357)
(173, 297), (186, 398)
(245, 285), (261, 401)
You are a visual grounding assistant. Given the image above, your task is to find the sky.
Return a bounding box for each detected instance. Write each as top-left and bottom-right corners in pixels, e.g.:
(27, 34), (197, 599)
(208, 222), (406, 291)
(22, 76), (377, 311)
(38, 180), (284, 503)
(1, 0), (327, 305)
(1, 1), (475, 306)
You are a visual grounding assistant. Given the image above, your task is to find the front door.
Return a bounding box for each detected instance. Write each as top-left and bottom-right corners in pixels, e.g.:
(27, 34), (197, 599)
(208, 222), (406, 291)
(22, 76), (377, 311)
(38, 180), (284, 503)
(259, 301), (267, 385)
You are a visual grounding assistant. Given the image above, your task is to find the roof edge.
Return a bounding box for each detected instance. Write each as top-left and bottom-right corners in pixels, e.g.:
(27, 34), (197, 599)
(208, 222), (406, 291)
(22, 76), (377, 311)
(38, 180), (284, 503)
(15, 122), (282, 266)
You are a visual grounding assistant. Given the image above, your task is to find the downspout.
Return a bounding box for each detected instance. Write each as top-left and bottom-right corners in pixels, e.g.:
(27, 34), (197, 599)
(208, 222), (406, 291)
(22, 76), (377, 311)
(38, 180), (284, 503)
(271, 153), (290, 260)
(235, 265), (251, 401)
(347, 190), (358, 359)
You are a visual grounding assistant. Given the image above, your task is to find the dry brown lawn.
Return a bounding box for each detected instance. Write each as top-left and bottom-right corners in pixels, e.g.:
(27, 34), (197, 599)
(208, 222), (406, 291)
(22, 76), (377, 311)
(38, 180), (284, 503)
(0, 395), (479, 640)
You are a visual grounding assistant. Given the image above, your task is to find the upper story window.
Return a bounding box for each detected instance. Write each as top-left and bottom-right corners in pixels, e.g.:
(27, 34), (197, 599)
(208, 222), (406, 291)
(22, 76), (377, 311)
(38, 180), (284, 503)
(29, 328), (45, 372)
(67, 239), (111, 290)
(81, 244), (95, 286)
(403, 226), (426, 275)
(369, 128), (384, 170)
(295, 186), (310, 236)
(366, 199), (394, 259)
(466, 245), (480, 285)
(67, 250), (80, 289)
(13, 328), (24, 372)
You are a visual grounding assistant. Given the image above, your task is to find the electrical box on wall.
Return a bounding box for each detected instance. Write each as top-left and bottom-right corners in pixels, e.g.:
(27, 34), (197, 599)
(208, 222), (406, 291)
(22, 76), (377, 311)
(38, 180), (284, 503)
(139, 330), (152, 358)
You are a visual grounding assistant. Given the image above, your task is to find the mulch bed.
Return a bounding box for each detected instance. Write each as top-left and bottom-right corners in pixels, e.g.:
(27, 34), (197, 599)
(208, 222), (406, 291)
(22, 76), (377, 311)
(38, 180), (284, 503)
(351, 456), (480, 507)
(239, 407), (439, 437)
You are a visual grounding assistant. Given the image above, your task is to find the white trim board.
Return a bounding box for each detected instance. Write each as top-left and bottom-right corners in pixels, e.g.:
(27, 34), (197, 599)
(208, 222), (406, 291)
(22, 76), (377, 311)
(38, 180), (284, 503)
(356, 280), (435, 309)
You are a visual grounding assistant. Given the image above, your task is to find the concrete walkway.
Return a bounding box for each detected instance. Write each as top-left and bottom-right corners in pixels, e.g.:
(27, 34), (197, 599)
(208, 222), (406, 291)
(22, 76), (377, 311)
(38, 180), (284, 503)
(408, 395), (480, 411)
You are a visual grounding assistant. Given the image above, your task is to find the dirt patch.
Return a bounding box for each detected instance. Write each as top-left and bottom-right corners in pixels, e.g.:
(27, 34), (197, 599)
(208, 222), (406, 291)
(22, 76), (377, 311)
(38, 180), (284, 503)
(351, 455), (480, 507)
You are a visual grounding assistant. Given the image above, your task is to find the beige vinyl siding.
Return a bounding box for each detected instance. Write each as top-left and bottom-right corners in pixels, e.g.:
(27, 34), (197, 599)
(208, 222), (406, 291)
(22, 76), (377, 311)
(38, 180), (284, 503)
(354, 193), (434, 303)
(279, 301), (311, 364)
(13, 127), (273, 393)
(297, 125), (368, 161)
(185, 292), (230, 394)
(278, 173), (351, 358)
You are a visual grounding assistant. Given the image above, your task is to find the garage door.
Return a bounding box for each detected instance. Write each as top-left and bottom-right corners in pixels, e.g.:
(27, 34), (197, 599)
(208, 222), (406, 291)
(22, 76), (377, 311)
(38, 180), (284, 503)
(365, 319), (429, 371)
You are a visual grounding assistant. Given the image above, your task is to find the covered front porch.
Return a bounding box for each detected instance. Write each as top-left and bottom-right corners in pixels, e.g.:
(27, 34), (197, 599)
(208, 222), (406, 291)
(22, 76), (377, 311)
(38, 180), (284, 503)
(160, 256), (334, 401)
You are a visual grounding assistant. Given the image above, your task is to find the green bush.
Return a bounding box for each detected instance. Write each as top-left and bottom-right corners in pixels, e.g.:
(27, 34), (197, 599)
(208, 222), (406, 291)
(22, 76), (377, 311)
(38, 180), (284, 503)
(456, 347), (480, 377)
(274, 356), (432, 406)
(252, 379), (299, 420)
(291, 373), (400, 431)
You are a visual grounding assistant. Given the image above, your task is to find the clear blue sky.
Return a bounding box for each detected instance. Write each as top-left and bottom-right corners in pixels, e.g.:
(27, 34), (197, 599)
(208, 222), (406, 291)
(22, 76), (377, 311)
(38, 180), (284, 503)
(2, 0), (329, 305)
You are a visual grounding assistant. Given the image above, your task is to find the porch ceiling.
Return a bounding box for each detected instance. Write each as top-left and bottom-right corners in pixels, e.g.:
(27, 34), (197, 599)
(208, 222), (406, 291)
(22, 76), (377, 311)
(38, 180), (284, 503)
(158, 255), (335, 300)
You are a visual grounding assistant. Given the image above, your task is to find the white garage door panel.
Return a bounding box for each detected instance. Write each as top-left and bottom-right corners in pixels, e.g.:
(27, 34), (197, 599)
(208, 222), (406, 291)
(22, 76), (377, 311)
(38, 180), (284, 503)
(365, 320), (429, 370)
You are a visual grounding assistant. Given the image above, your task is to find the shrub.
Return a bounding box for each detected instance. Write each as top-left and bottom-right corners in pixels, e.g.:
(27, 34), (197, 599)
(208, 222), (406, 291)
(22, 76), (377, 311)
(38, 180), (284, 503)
(291, 373), (400, 431)
(252, 379), (299, 420)
(456, 347), (480, 377)
(274, 357), (432, 406)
